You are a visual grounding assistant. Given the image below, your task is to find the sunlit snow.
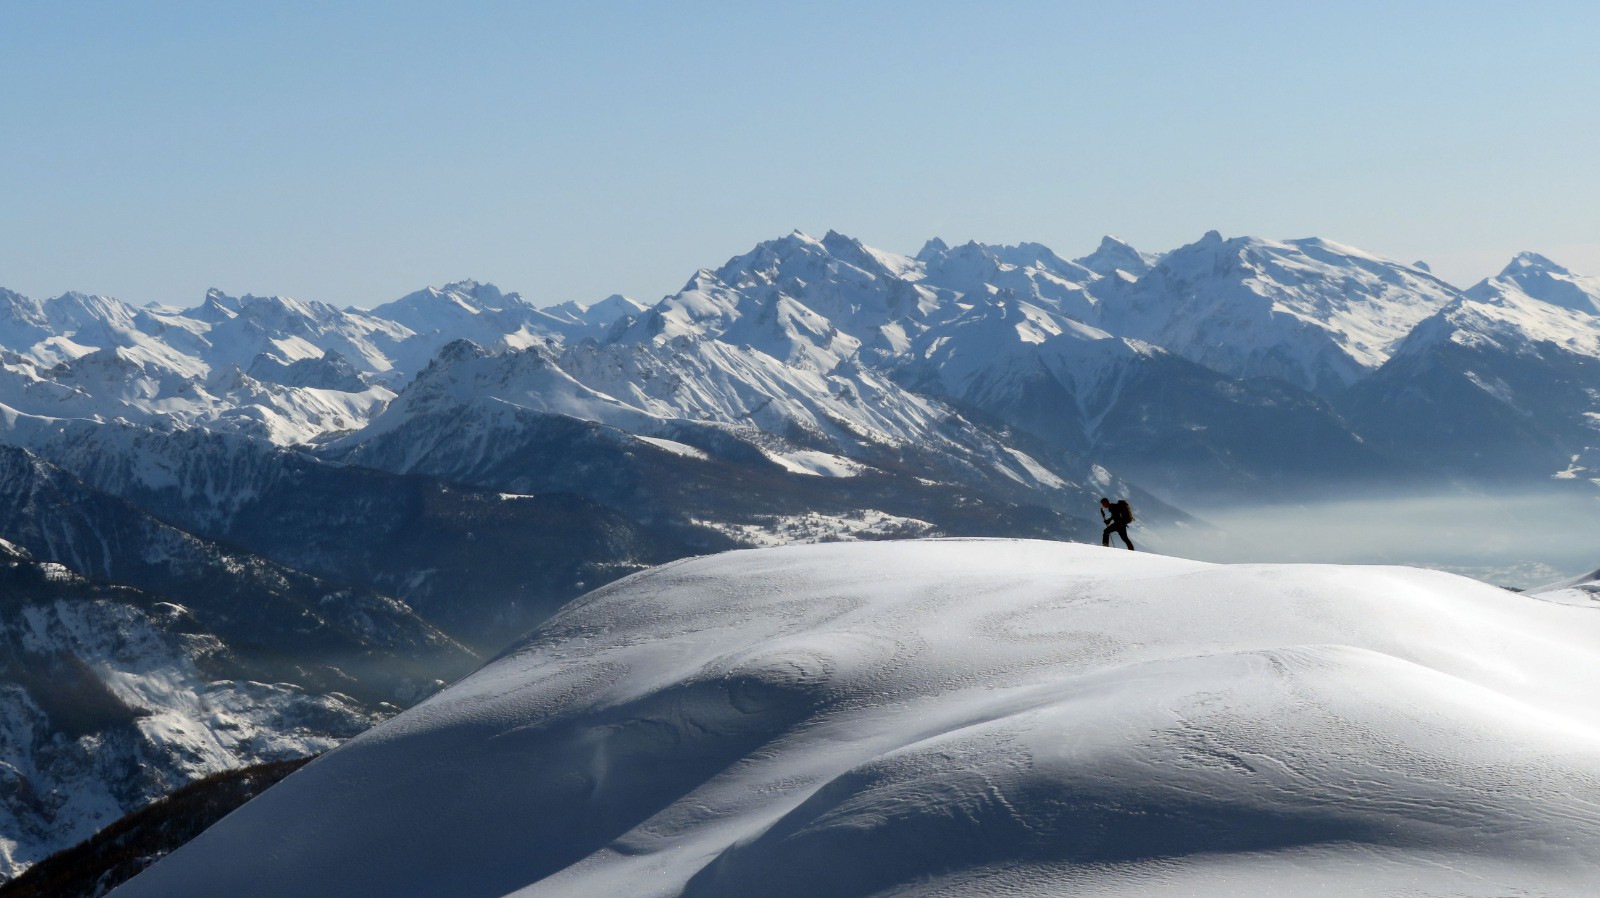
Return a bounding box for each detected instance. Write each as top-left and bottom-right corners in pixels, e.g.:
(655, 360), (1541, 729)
(117, 539), (1600, 898)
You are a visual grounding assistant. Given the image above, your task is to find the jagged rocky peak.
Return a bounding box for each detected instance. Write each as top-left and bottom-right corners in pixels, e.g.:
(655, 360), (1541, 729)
(715, 229), (913, 288)
(914, 236), (951, 262)
(195, 288), (245, 321)
(196, 287), (347, 329)
(924, 238), (1000, 266)
(439, 279), (529, 310)
(432, 338), (493, 366)
(1073, 234), (1159, 278)
(988, 241), (1085, 278)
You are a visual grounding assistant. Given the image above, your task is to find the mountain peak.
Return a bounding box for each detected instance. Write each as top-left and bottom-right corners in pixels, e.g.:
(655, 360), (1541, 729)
(1470, 251), (1600, 315)
(434, 338), (490, 365)
(916, 237), (950, 261)
(438, 280), (524, 308)
(1501, 252), (1571, 278)
(1074, 234), (1157, 278)
(193, 289), (244, 322)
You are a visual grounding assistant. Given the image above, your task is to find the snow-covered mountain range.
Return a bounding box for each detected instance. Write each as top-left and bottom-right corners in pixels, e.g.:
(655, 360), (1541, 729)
(4, 227), (1600, 883)
(111, 539), (1600, 897)
(5, 229), (1596, 499)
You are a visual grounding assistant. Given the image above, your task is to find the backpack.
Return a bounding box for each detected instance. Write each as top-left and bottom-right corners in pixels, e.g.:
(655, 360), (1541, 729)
(1115, 500), (1134, 523)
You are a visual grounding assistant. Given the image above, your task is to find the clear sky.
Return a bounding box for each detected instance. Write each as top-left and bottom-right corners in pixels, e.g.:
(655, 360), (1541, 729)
(2, 1), (1597, 309)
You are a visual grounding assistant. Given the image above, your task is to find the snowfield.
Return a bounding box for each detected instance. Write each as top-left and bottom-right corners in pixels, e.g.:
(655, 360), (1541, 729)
(116, 540), (1600, 898)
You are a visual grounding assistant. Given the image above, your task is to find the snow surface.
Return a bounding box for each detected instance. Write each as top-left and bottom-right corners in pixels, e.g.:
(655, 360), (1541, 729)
(1528, 565), (1600, 607)
(761, 448), (869, 477)
(689, 509), (937, 546)
(116, 539), (1600, 898)
(635, 435), (711, 461)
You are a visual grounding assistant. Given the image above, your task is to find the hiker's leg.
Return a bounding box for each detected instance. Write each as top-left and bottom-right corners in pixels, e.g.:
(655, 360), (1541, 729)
(1102, 525), (1113, 547)
(1116, 525), (1134, 550)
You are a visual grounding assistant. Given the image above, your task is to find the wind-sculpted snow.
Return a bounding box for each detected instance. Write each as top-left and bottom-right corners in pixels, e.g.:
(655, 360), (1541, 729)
(117, 540), (1600, 898)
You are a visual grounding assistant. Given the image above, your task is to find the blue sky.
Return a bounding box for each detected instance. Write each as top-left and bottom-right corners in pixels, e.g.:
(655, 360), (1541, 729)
(2, 1), (1597, 308)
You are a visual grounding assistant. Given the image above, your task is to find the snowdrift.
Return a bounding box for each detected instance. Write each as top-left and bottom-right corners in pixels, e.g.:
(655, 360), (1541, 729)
(115, 540), (1600, 897)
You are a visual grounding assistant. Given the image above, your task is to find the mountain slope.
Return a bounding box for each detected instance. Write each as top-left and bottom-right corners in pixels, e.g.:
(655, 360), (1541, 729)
(1095, 231), (1459, 394)
(0, 445), (474, 702)
(0, 544), (378, 880)
(0, 289), (400, 445)
(0, 757), (312, 898)
(1341, 252), (1600, 483)
(323, 345), (1116, 552)
(889, 292), (1395, 501)
(0, 410), (697, 651)
(112, 540), (1600, 898)
(1467, 252), (1600, 314)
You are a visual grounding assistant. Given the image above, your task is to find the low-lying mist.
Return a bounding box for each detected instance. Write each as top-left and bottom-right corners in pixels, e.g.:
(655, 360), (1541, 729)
(1141, 489), (1600, 590)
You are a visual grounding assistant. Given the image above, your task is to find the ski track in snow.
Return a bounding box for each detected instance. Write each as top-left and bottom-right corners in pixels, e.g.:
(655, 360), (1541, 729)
(115, 539), (1600, 898)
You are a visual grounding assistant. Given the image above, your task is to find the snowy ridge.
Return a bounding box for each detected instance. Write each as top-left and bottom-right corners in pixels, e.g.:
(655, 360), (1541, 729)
(115, 539), (1600, 897)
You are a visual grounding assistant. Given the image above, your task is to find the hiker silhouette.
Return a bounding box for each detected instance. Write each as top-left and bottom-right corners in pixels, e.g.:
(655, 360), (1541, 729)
(1100, 497), (1135, 550)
